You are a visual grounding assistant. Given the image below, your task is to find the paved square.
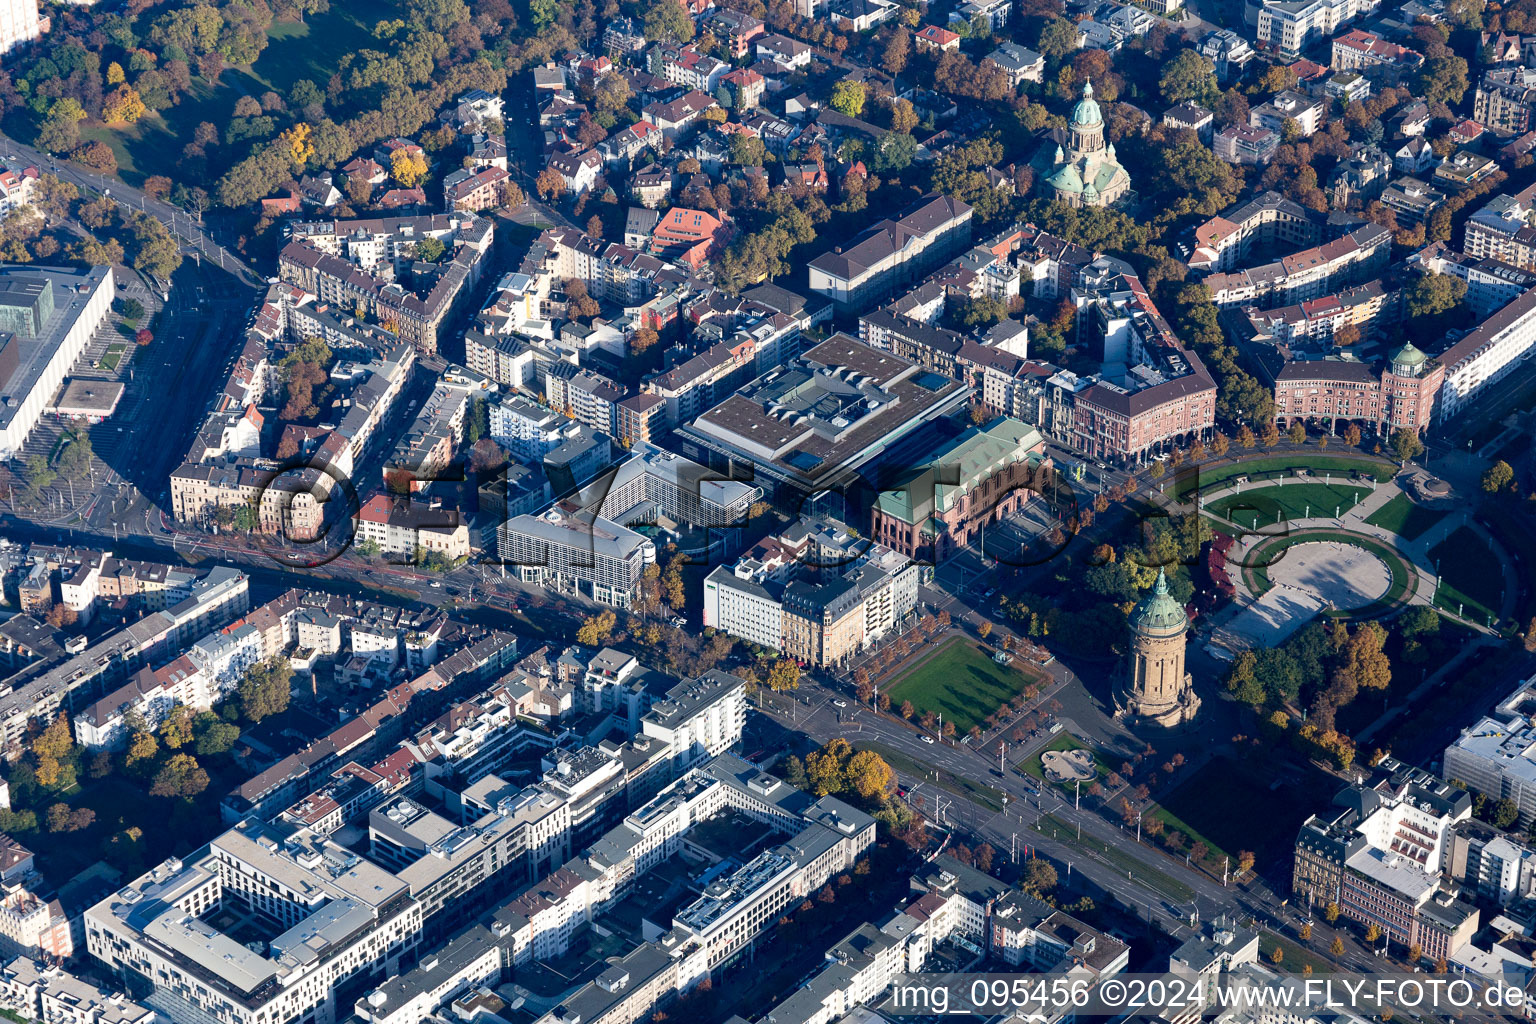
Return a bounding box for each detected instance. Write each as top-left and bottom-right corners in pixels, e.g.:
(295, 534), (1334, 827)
(1204, 541), (1390, 660)
(1269, 541), (1391, 610)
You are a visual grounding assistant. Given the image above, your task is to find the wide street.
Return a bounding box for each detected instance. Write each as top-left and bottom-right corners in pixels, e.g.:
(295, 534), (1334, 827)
(0, 131), (264, 289)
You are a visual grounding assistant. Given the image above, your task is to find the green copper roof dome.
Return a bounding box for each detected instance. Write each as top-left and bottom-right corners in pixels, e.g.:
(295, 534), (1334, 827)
(1048, 162), (1084, 193)
(1129, 568), (1188, 638)
(1071, 80), (1102, 126)
(1390, 342), (1428, 369)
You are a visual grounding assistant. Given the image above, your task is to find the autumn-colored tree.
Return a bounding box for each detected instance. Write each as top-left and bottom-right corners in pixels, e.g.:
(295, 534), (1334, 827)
(535, 166), (567, 200)
(565, 279), (601, 320)
(1021, 858), (1057, 894)
(390, 149), (428, 187)
(978, 621), (993, 639)
(150, 753), (210, 798)
(280, 124), (316, 168)
(846, 749), (894, 801)
(631, 326), (660, 353)
(1330, 936), (1345, 956)
(44, 603), (77, 628)
(576, 610), (617, 646)
(101, 86), (148, 125)
(767, 658), (800, 692)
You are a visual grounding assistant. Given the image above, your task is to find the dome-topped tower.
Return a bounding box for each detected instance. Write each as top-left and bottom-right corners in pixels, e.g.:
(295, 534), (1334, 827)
(1389, 342), (1429, 378)
(1071, 80), (1102, 126)
(1033, 79), (1131, 209)
(1117, 569), (1200, 728)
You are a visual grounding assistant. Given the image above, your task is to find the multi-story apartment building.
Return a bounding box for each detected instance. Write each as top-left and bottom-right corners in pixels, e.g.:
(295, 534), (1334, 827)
(1237, 280), (1398, 347)
(355, 494), (471, 562)
(0, 883), (72, 962)
(1434, 283), (1536, 423)
(643, 337), (760, 428)
(277, 215), (494, 355)
(807, 194), (974, 308)
(443, 166), (510, 212)
(0, 165), (37, 217)
(1250, 90), (1326, 136)
(384, 380), (472, 491)
(0, 958), (155, 1024)
(1463, 183), (1536, 266)
(522, 227), (675, 307)
(1202, 224), (1392, 308)
(0, 0), (40, 56)
(547, 367), (623, 434)
(1187, 192), (1320, 273)
(1213, 124), (1279, 166)
(648, 44), (729, 92)
(74, 623), (262, 750)
(88, 821), (425, 1024)
(0, 567), (249, 754)
(1330, 28), (1422, 78)
(1292, 757), (1477, 959)
(1476, 66), (1536, 136)
(1444, 820), (1536, 908)
(1253, 0), (1382, 60)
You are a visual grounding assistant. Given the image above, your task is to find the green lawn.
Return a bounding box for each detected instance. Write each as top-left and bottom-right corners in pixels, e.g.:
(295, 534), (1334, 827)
(885, 636), (1044, 734)
(1174, 455), (1395, 499)
(1206, 482), (1371, 527)
(1033, 813), (1195, 902)
(1260, 932), (1334, 975)
(65, 3), (382, 186)
(1429, 526), (1503, 624)
(1363, 492), (1445, 540)
(98, 343), (127, 372)
(862, 741), (1006, 813)
(1154, 756), (1330, 865)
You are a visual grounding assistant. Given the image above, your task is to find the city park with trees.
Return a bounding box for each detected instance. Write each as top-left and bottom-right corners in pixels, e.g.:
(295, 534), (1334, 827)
(0, 656), (288, 887)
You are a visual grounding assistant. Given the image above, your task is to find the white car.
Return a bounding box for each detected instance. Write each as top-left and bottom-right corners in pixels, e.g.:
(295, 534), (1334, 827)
(832, 699), (847, 708)
(921, 735), (936, 744)
(428, 581), (442, 588)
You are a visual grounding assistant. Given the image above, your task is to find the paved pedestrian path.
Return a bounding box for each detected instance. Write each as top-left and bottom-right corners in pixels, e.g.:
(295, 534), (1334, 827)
(1190, 470), (1513, 636)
